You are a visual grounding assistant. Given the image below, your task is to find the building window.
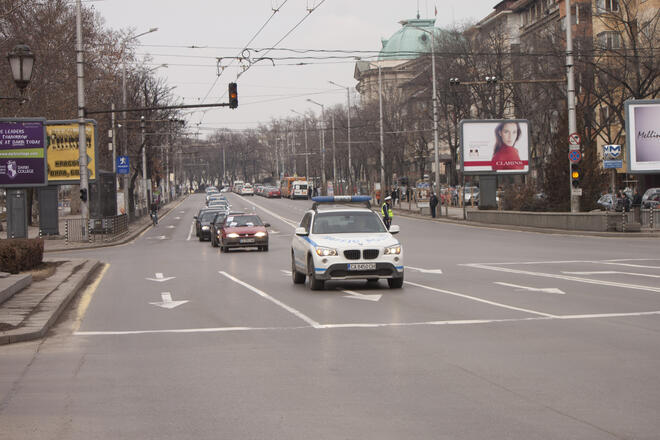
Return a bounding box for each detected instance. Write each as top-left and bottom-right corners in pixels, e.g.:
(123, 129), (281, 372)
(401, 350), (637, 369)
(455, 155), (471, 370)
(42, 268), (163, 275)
(596, 0), (619, 13)
(597, 31), (622, 49)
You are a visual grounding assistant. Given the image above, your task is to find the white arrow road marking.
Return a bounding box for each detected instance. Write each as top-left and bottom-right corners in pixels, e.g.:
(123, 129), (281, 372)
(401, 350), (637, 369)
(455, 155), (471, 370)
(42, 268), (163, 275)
(146, 235), (167, 240)
(166, 225), (175, 229)
(407, 266), (443, 274)
(563, 271), (660, 279)
(495, 282), (565, 295)
(150, 292), (188, 309)
(341, 289), (382, 302)
(281, 270), (292, 276)
(146, 273), (176, 282)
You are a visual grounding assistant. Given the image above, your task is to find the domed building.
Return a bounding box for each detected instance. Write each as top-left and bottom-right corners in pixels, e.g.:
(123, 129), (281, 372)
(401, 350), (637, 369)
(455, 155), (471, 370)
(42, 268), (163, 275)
(355, 16), (444, 102)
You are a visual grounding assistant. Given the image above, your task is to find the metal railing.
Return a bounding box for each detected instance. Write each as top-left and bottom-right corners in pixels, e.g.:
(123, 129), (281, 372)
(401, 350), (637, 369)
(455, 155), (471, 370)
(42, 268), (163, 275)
(65, 214), (129, 244)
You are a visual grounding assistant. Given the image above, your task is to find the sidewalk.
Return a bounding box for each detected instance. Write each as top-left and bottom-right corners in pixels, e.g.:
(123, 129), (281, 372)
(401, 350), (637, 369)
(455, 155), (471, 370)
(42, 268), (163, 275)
(0, 196), (186, 252)
(0, 197), (187, 345)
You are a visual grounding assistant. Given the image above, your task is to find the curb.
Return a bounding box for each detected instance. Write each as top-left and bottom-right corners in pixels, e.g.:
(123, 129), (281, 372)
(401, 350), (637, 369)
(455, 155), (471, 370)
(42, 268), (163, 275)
(0, 259), (101, 345)
(392, 208), (660, 238)
(0, 273), (32, 305)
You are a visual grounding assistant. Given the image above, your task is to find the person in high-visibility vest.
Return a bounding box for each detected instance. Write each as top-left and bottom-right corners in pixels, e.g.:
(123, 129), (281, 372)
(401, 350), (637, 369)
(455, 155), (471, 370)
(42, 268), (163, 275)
(381, 196), (393, 230)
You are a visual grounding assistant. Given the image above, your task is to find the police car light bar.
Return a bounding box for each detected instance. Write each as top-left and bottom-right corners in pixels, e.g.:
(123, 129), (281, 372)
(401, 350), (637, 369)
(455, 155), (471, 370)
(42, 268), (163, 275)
(311, 195), (372, 210)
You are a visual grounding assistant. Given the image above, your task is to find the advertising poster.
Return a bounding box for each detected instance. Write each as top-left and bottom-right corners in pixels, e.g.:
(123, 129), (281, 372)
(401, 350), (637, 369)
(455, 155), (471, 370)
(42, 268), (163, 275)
(0, 118), (48, 187)
(461, 119), (530, 175)
(46, 121), (97, 183)
(625, 100), (660, 173)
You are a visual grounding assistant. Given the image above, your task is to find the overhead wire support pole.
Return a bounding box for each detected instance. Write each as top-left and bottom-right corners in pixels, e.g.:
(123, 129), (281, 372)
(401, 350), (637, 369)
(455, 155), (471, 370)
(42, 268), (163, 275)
(75, 0), (89, 240)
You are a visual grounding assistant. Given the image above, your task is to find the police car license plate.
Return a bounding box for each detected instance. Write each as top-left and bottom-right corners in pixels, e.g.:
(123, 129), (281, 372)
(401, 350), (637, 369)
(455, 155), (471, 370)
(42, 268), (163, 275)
(240, 238), (255, 243)
(348, 263), (376, 271)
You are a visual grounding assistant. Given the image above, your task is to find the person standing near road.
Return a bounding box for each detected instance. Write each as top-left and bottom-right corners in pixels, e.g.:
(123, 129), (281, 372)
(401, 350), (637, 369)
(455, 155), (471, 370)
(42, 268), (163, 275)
(381, 196), (393, 230)
(150, 200), (159, 226)
(429, 192), (438, 218)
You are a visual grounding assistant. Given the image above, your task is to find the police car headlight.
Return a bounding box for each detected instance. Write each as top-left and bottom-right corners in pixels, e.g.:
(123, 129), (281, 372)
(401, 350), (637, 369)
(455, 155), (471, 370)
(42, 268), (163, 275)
(255, 231), (267, 237)
(201, 226), (210, 231)
(227, 232), (239, 238)
(384, 244), (401, 255)
(315, 247), (337, 257)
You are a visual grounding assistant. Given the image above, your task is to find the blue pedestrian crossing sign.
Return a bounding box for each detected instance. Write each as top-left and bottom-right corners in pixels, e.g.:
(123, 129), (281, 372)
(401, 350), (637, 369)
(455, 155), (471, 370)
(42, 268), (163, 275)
(117, 155), (130, 174)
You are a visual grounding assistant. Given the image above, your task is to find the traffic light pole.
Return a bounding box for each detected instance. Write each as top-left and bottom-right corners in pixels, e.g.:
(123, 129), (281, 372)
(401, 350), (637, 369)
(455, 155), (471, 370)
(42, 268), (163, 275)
(76, 0), (89, 240)
(566, 0), (579, 213)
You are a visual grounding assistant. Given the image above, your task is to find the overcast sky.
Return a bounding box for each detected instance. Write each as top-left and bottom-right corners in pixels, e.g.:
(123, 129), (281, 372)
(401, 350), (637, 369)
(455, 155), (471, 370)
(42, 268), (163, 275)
(91, 0), (495, 137)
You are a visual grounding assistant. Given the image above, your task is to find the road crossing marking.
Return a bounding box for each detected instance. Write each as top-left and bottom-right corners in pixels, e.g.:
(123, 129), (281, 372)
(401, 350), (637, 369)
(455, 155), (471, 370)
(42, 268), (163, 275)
(464, 263), (660, 294)
(563, 271), (660, 278)
(74, 310), (660, 336)
(219, 271), (320, 328)
(405, 280), (557, 318)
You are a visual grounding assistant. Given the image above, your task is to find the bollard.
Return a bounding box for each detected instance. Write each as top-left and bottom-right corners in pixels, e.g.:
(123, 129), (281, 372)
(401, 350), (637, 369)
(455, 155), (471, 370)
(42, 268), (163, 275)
(651, 205), (655, 230)
(621, 209), (627, 232)
(65, 220), (68, 244)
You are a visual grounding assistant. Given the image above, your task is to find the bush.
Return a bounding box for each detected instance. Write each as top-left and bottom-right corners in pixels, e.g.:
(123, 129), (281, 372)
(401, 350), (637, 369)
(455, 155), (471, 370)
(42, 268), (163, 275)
(502, 183), (549, 212)
(0, 238), (44, 274)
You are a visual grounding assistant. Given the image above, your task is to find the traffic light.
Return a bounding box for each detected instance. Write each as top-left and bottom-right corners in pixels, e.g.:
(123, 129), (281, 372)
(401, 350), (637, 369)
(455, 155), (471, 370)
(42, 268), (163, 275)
(485, 75), (497, 84)
(228, 82), (238, 109)
(449, 77), (461, 86)
(571, 165), (581, 188)
(80, 188), (87, 202)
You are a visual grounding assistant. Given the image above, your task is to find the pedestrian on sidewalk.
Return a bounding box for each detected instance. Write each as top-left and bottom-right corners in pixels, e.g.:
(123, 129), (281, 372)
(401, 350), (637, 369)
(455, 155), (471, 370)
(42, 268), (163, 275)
(430, 192), (438, 218)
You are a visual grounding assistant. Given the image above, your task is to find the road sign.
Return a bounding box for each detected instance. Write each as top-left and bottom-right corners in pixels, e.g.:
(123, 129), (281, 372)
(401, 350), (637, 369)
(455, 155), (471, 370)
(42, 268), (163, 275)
(569, 132), (581, 145)
(572, 188), (582, 196)
(604, 160), (622, 169)
(568, 150), (581, 163)
(116, 155), (129, 174)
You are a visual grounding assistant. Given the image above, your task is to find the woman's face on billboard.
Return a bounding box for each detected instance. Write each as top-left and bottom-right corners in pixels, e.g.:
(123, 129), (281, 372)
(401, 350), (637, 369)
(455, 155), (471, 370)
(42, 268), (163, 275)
(499, 123), (518, 146)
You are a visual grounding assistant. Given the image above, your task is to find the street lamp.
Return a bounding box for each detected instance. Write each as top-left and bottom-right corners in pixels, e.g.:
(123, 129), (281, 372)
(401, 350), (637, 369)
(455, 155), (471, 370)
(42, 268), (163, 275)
(290, 109), (310, 180)
(360, 59), (385, 199)
(307, 98), (326, 195)
(411, 25), (440, 202)
(328, 80), (353, 194)
(7, 44), (35, 92)
(119, 27), (158, 219)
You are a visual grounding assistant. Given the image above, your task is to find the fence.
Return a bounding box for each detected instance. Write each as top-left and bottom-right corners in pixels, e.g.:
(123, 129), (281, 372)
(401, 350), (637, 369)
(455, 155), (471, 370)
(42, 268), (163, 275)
(64, 214), (129, 244)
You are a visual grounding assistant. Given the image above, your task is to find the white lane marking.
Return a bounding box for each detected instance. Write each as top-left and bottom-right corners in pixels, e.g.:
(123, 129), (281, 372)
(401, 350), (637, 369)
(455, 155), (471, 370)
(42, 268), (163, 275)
(281, 270), (292, 276)
(599, 262), (660, 269)
(174, 216), (181, 220)
(237, 197), (298, 228)
(166, 225), (175, 229)
(464, 263), (660, 294)
(146, 273), (176, 282)
(146, 235), (167, 240)
(563, 271), (660, 278)
(149, 292), (188, 309)
(219, 271), (320, 328)
(187, 221), (194, 241)
(407, 266), (443, 274)
(487, 258), (660, 266)
(404, 280), (557, 318)
(342, 289), (382, 302)
(74, 310), (660, 336)
(179, 211), (185, 213)
(495, 282), (565, 295)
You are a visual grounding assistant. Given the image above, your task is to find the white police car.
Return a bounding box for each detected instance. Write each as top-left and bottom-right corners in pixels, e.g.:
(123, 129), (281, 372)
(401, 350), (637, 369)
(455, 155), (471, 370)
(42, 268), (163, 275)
(291, 196), (404, 290)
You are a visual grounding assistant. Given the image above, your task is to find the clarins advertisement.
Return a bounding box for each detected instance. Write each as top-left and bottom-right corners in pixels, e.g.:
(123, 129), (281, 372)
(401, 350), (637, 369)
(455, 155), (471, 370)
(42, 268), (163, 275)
(461, 119), (530, 175)
(626, 100), (660, 173)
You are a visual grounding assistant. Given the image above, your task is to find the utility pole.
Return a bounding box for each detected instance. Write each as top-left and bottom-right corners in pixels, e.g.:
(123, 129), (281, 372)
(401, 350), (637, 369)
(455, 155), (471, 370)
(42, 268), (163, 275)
(75, 0), (89, 240)
(331, 114), (337, 193)
(141, 116), (147, 213)
(566, 0), (579, 213)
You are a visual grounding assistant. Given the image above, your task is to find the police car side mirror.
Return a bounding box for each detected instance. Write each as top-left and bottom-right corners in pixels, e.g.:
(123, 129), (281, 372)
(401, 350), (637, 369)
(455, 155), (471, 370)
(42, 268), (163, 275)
(264, 223), (271, 228)
(193, 216), (198, 220)
(295, 227), (309, 236)
(389, 225), (400, 234)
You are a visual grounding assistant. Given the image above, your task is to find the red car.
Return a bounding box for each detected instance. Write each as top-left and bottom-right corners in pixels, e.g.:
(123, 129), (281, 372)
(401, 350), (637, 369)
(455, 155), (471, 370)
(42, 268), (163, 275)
(266, 187), (281, 198)
(220, 214), (270, 252)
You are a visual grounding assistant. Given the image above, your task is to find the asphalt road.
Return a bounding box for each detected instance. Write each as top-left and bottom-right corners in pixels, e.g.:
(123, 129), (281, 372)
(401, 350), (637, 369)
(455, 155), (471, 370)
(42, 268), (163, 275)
(1, 193), (659, 439)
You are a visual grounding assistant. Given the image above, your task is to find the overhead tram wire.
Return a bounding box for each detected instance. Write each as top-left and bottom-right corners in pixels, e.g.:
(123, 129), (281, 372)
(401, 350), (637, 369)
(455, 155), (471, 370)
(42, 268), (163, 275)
(235, 0), (327, 80)
(194, 0), (292, 127)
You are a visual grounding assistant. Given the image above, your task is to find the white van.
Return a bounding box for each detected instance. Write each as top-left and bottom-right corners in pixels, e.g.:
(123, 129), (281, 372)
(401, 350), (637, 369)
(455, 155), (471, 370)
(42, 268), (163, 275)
(291, 180), (309, 199)
(240, 183), (254, 196)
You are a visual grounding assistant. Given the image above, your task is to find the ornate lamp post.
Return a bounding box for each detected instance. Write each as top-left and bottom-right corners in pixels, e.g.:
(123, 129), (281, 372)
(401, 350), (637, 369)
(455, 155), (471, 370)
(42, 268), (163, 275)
(7, 44), (35, 92)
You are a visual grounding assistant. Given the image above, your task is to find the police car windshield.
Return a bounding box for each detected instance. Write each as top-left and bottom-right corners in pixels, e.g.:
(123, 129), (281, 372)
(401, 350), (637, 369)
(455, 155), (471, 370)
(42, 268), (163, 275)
(312, 211), (386, 234)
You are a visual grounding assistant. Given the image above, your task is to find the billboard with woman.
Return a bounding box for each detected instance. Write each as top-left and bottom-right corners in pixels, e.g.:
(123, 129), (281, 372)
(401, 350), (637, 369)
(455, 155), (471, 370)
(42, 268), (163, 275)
(461, 119), (530, 175)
